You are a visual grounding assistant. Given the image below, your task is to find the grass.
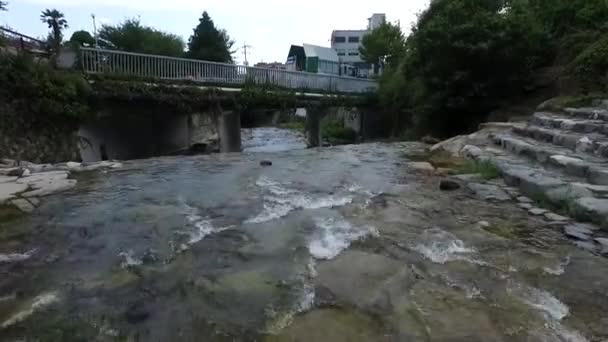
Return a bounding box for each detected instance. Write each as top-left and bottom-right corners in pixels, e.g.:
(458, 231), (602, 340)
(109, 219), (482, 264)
(278, 121), (305, 132)
(456, 160), (502, 180)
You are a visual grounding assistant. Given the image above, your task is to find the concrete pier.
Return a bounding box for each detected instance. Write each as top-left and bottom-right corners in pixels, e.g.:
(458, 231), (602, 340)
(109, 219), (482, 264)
(218, 110), (242, 153)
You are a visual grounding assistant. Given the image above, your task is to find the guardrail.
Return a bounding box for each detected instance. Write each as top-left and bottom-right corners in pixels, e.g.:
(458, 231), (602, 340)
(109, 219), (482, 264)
(0, 27), (49, 54)
(81, 48), (377, 94)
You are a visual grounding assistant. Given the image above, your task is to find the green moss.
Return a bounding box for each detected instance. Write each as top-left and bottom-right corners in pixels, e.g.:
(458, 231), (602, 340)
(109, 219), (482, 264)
(456, 160), (501, 180)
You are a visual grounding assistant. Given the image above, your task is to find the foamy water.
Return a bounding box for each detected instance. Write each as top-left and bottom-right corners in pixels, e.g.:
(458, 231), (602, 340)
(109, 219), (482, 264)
(0, 250), (35, 263)
(119, 250), (143, 268)
(1, 291), (60, 328)
(309, 217), (378, 260)
(413, 228), (486, 265)
(521, 287), (570, 321)
(543, 256), (570, 276)
(246, 177), (354, 224)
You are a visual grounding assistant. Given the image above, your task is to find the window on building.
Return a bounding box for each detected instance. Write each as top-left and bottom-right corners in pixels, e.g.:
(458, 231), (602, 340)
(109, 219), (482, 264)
(348, 36), (359, 43)
(348, 52), (359, 56)
(334, 36), (346, 43)
(337, 52), (345, 56)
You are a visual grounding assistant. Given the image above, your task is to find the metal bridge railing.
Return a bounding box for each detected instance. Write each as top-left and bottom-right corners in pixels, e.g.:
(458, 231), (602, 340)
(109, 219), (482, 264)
(80, 48), (377, 94)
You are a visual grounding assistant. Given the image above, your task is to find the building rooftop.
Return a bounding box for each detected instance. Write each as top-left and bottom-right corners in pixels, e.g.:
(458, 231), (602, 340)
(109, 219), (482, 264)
(303, 44), (339, 63)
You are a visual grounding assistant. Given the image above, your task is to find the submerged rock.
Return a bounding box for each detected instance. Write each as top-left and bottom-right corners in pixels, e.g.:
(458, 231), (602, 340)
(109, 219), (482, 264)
(10, 199), (35, 213)
(467, 183), (510, 201)
(260, 160), (273, 167)
(595, 238), (608, 254)
(564, 224), (594, 241)
(408, 162), (435, 172)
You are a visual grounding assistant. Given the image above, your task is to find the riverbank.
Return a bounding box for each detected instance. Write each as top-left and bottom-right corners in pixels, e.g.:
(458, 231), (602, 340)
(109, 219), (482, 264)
(0, 159), (122, 217)
(0, 141), (606, 341)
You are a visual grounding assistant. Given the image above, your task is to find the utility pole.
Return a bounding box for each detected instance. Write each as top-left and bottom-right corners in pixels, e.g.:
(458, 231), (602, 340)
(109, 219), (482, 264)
(91, 14), (99, 48)
(242, 41), (252, 66)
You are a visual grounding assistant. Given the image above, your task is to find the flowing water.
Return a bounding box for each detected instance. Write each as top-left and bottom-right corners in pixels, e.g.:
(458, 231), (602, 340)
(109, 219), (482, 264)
(1, 128), (607, 341)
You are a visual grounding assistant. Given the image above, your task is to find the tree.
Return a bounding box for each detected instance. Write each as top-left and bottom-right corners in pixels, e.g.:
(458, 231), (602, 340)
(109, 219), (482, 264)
(99, 19), (185, 57)
(0, 1), (7, 11)
(359, 22), (406, 72)
(69, 30), (95, 48)
(40, 9), (68, 52)
(187, 11), (235, 63)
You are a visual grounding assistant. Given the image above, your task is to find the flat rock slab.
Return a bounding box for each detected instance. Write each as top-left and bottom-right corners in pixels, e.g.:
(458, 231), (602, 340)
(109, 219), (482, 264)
(564, 224), (594, 241)
(573, 197), (608, 226)
(518, 203), (533, 210)
(517, 196), (533, 204)
(529, 208), (548, 216)
(16, 171), (69, 185)
(10, 199), (35, 213)
(0, 176), (17, 183)
(0, 183), (29, 204)
(21, 179), (76, 198)
(467, 183), (511, 201)
(544, 212), (569, 222)
(595, 238), (608, 254)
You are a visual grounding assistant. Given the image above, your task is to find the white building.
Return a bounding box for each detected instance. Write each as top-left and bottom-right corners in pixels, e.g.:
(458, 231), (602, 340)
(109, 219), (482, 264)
(330, 13), (386, 78)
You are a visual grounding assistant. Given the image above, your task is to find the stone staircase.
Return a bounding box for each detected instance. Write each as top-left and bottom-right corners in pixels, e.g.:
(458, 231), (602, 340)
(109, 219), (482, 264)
(438, 99), (608, 254)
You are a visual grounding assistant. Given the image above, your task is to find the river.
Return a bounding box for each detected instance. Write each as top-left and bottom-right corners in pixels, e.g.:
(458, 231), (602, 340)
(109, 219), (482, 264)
(0, 127), (607, 341)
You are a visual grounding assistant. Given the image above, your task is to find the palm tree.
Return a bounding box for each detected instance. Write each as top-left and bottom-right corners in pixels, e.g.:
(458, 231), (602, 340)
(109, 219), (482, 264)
(40, 9), (68, 52)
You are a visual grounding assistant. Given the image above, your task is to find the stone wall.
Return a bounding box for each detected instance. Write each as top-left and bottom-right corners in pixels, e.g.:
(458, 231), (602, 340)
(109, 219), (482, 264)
(0, 123), (81, 164)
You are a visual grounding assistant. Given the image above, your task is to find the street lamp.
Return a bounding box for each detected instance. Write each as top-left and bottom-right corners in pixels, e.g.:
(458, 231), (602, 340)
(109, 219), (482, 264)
(91, 13), (99, 48)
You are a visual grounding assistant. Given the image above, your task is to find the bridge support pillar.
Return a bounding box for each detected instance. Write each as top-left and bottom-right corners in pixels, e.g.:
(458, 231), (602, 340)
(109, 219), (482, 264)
(218, 110), (241, 153)
(305, 107), (323, 148)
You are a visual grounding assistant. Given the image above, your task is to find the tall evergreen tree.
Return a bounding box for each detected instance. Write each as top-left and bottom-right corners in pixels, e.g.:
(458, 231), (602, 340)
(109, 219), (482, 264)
(0, 1), (7, 11)
(187, 11), (234, 63)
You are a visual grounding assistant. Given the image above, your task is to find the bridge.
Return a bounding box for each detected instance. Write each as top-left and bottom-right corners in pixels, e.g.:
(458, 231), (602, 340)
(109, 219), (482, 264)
(80, 48), (377, 94)
(77, 48), (379, 161)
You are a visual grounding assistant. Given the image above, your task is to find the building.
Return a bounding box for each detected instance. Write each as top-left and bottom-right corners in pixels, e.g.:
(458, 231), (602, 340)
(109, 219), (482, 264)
(254, 62), (286, 70)
(286, 44), (340, 75)
(330, 13), (386, 77)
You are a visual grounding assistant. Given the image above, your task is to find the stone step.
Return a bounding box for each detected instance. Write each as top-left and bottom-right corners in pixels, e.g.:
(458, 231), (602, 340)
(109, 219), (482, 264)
(532, 112), (608, 135)
(464, 144), (608, 229)
(513, 125), (608, 158)
(490, 133), (608, 185)
(564, 107), (608, 122)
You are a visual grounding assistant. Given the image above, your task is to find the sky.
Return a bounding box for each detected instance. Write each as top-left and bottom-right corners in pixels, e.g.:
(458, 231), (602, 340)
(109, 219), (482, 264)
(1, 0), (430, 65)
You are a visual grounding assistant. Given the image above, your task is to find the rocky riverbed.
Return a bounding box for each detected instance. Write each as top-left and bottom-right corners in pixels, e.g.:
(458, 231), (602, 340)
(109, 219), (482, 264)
(0, 136), (607, 341)
(0, 159), (123, 215)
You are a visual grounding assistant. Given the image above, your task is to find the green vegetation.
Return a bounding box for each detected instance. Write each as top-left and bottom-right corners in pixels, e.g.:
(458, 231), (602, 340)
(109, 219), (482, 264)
(321, 119), (357, 143)
(187, 11), (235, 63)
(68, 30), (95, 48)
(40, 8), (68, 53)
(99, 19), (185, 57)
(457, 160), (501, 180)
(364, 0), (608, 139)
(0, 53), (90, 124)
(359, 22), (405, 74)
(278, 121), (305, 132)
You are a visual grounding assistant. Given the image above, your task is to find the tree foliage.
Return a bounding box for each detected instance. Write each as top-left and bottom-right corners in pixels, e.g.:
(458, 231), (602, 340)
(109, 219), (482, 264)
(377, 0), (608, 138)
(0, 1), (7, 11)
(359, 22), (405, 71)
(99, 19), (185, 57)
(40, 9), (68, 52)
(187, 11), (235, 63)
(69, 30), (95, 48)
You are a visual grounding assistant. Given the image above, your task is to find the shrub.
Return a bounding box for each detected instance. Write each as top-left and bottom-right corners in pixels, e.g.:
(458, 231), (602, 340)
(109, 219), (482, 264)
(0, 53), (90, 126)
(321, 119), (357, 143)
(572, 36), (608, 92)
